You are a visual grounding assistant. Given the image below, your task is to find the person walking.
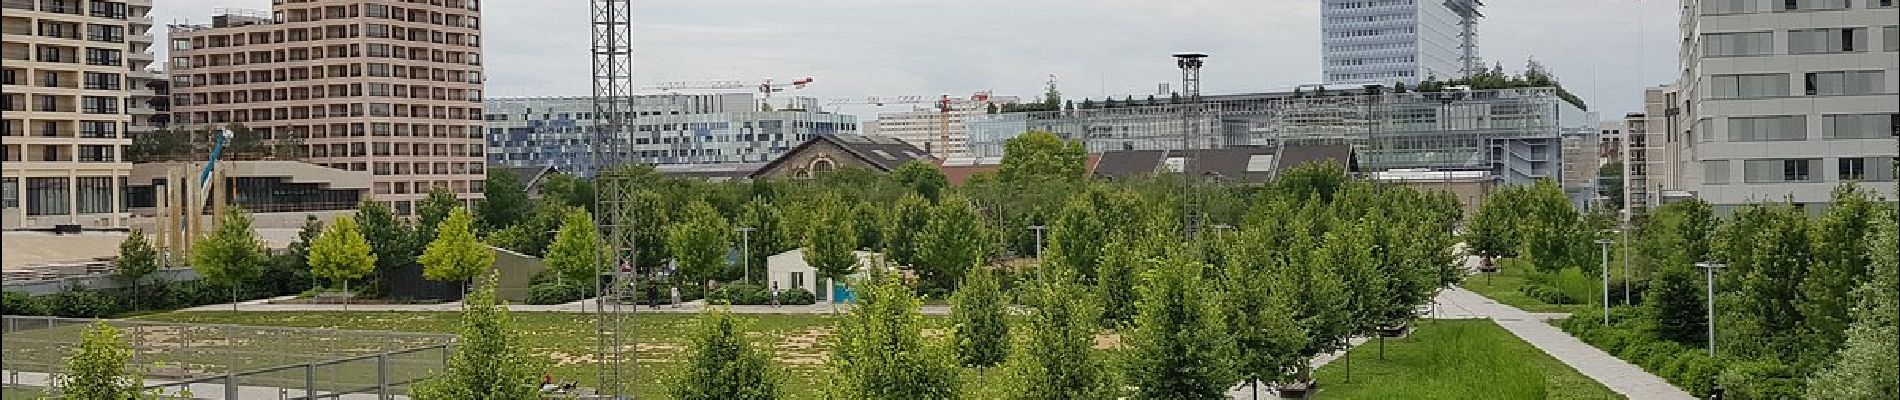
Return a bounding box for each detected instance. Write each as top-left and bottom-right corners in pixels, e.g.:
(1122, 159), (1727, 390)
(670, 285), (681, 308)
(770, 281), (781, 307)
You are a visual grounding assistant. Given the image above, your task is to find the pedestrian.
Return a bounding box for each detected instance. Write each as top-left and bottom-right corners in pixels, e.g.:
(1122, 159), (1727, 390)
(770, 281), (780, 307)
(670, 285), (681, 308)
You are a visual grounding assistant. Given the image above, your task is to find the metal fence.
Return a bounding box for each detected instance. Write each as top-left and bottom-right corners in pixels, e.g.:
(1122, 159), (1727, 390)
(1, 315), (453, 399)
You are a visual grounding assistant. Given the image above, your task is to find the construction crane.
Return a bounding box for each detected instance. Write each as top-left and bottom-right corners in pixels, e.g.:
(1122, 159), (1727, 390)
(826, 91), (992, 159)
(644, 76), (813, 110)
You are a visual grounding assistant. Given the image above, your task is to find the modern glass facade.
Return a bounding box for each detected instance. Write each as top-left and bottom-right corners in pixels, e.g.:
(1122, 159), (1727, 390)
(484, 94), (857, 176)
(1321, 0), (1481, 85)
(966, 87), (1595, 187)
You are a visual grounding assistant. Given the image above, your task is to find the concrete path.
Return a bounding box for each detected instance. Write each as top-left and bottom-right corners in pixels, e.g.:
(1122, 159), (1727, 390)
(1225, 336), (1372, 399)
(1437, 286), (1694, 400)
(183, 297), (952, 315)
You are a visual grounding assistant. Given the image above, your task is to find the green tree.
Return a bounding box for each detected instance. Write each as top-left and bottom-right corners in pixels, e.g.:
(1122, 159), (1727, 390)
(191, 207), (267, 310)
(916, 194), (989, 290)
(667, 200), (733, 286)
(1803, 212), (1898, 399)
(1713, 203), (1812, 361)
(479, 168), (531, 230)
(1466, 184), (1525, 261)
(1004, 264), (1119, 400)
(1270, 162), (1350, 204)
(1797, 184), (1880, 364)
(267, 214), (324, 296)
(997, 131), (1086, 185)
(890, 160), (948, 201)
(1598, 162), (1624, 209)
(1093, 233), (1151, 327)
(1124, 256), (1238, 398)
(113, 228), (159, 304)
(883, 193), (932, 267)
(416, 187), (460, 242)
(1223, 250), (1308, 397)
(421, 207), (495, 297)
(356, 198), (417, 297)
(852, 201), (886, 251)
(544, 208), (601, 292)
(803, 195), (858, 302)
(734, 197), (784, 283)
(411, 277), (542, 400)
(669, 306), (784, 400)
(1047, 196), (1106, 281)
(538, 172), (595, 209)
(57, 322), (150, 399)
(825, 272), (961, 399)
(950, 265), (1008, 369)
(308, 216), (377, 301)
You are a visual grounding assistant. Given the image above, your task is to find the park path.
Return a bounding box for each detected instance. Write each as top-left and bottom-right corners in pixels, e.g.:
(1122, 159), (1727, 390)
(1437, 285), (1694, 400)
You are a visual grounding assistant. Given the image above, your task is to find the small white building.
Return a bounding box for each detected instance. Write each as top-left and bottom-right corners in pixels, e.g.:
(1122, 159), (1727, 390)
(764, 249), (895, 303)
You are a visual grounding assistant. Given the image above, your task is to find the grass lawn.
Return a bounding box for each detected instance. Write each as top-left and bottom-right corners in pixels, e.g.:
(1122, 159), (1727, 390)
(2, 387), (47, 398)
(134, 311), (880, 399)
(1459, 264), (1588, 314)
(1312, 319), (1623, 400)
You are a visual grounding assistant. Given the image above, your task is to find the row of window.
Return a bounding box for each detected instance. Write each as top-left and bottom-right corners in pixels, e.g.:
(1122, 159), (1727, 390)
(1327, 27), (1415, 39)
(1708, 70), (1886, 98)
(1330, 0), (1414, 10)
(2, 177), (124, 216)
(1702, 0), (1894, 15)
(1325, 14), (1413, 24)
(1328, 70), (1416, 81)
(1330, 55), (1416, 66)
(1704, 157), (1896, 184)
(1724, 113), (1897, 141)
(1704, 27), (1900, 56)
(1327, 42), (1414, 53)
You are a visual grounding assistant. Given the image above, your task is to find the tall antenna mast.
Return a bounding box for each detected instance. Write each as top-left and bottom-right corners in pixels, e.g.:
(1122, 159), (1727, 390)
(588, 0), (635, 396)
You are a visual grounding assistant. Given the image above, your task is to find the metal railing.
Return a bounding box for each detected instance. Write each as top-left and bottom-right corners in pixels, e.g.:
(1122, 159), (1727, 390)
(2, 316), (453, 399)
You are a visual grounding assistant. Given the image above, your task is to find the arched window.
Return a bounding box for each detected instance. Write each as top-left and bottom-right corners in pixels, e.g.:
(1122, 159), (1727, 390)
(809, 158), (836, 173)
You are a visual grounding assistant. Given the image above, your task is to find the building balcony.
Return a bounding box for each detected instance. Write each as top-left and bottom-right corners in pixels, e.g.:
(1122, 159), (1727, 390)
(2, 0), (33, 11)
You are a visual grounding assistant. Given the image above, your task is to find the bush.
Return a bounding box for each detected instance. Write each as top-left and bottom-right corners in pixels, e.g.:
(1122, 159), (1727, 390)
(48, 287), (114, 318)
(1715, 360), (1802, 400)
(1547, 267), (1599, 306)
(707, 283), (768, 305)
(1518, 284), (1574, 304)
(3, 291), (46, 315)
(779, 287), (816, 305)
(527, 281), (587, 305)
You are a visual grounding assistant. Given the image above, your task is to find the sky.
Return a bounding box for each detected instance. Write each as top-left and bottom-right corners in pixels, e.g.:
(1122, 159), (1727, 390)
(152, 0), (1682, 119)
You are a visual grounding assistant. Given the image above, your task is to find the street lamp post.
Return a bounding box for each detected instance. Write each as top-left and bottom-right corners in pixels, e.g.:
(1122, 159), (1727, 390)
(1696, 262), (1727, 357)
(1620, 210), (1631, 305)
(1028, 225), (1048, 260)
(734, 227), (756, 284)
(1596, 238), (1613, 326)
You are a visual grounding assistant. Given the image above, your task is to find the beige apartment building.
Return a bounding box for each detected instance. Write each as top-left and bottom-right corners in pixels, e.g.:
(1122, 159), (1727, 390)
(168, 0), (485, 215)
(2, 0), (156, 229)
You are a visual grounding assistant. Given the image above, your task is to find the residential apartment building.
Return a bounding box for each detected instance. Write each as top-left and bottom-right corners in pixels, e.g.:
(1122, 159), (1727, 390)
(867, 95), (1018, 158)
(1680, 0), (1898, 213)
(1322, 0), (1482, 85)
(3, 0), (157, 229)
(484, 94), (858, 176)
(1598, 121), (1625, 164)
(167, 0), (485, 215)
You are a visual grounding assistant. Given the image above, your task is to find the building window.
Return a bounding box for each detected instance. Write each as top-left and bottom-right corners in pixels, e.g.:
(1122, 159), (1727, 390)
(80, 96), (118, 114)
(1704, 32), (1773, 56)
(26, 177), (69, 216)
(1804, 71), (1885, 96)
(1885, 27), (1898, 52)
(1790, 28), (1867, 53)
(88, 1), (127, 19)
(85, 48), (121, 66)
(1701, 0), (1753, 14)
(1822, 113), (1899, 139)
(82, 72), (120, 90)
(1727, 116), (1807, 141)
(1712, 74), (1791, 98)
(85, 24), (123, 42)
(1841, 157), (1895, 181)
(79, 121), (116, 138)
(76, 177), (113, 213)
(1776, 0), (1850, 11)
(1, 178), (16, 209)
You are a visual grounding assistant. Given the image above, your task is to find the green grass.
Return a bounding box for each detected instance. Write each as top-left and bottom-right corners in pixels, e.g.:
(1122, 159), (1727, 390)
(1312, 319), (1623, 400)
(133, 311), (874, 399)
(3, 387), (48, 398)
(1460, 263), (1588, 313)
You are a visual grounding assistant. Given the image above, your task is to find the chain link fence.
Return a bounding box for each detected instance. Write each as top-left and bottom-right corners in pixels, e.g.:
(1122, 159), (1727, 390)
(2, 315), (452, 399)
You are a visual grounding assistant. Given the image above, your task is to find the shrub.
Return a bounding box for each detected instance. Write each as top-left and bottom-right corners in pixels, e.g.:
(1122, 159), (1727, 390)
(1547, 267), (1599, 307)
(527, 281), (587, 305)
(1715, 360), (1802, 400)
(707, 283), (768, 305)
(48, 287), (114, 318)
(779, 288), (816, 305)
(3, 291), (45, 315)
(1518, 284), (1574, 304)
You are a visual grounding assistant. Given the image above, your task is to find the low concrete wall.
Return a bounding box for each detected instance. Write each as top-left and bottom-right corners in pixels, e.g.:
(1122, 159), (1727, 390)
(3, 268), (201, 295)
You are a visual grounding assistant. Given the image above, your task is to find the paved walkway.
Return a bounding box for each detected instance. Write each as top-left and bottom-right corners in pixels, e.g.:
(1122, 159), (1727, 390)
(1437, 286), (1694, 400)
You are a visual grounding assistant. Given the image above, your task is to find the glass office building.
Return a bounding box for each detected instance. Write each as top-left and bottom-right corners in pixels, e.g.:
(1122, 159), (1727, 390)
(1321, 0), (1482, 85)
(484, 94), (858, 176)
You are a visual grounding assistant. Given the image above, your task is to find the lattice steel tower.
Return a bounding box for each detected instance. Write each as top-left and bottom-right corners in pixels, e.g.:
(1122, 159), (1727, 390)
(589, 0), (635, 396)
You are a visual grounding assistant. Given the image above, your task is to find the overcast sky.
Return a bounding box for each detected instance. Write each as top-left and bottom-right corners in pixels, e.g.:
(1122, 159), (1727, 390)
(153, 0), (1681, 119)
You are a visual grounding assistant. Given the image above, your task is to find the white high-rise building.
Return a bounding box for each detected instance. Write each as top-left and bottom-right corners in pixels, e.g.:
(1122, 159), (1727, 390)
(1322, 0), (1482, 86)
(868, 95), (1017, 158)
(1678, 0), (1898, 213)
